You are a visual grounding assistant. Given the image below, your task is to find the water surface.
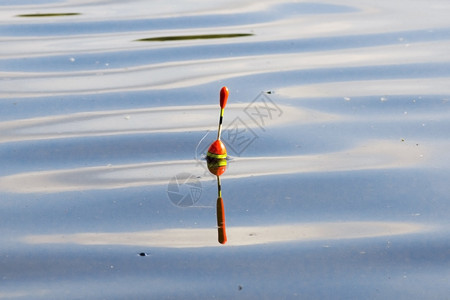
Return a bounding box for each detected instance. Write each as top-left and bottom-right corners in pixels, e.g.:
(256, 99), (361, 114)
(1, 0), (450, 299)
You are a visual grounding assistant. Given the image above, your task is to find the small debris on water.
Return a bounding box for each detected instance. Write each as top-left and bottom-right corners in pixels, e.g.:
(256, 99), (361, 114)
(238, 285), (243, 291)
(386, 241), (392, 248)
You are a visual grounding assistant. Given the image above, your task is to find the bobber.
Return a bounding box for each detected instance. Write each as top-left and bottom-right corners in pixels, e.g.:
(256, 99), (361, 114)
(206, 86), (228, 160)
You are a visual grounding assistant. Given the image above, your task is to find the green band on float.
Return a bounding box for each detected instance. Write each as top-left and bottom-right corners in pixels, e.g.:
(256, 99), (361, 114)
(207, 152), (227, 159)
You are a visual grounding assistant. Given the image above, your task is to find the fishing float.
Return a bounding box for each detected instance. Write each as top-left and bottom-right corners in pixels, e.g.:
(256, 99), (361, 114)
(206, 86), (228, 160)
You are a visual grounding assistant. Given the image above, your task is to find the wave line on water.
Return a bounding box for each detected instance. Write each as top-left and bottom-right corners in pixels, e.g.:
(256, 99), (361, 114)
(0, 139), (427, 194)
(21, 221), (431, 248)
(0, 104), (334, 143)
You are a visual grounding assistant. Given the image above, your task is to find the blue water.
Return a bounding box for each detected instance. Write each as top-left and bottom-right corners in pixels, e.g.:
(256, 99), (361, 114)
(1, 0), (450, 299)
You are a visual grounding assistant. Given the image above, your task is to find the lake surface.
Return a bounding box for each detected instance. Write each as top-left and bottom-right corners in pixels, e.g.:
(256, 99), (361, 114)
(1, 0), (450, 299)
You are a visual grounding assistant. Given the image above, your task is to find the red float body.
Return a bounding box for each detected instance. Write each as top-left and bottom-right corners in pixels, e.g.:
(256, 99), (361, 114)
(207, 139), (227, 159)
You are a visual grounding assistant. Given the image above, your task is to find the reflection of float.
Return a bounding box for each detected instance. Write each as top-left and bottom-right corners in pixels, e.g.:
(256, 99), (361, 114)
(206, 86), (228, 244)
(216, 176), (227, 244)
(207, 157), (227, 244)
(206, 156), (227, 176)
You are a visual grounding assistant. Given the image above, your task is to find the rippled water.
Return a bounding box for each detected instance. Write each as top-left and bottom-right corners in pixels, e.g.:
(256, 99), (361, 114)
(1, 0), (450, 299)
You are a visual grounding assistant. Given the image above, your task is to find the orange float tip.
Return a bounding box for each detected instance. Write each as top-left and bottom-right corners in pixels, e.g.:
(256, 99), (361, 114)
(206, 157), (227, 176)
(217, 197), (227, 244)
(206, 139), (227, 159)
(220, 86), (229, 109)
